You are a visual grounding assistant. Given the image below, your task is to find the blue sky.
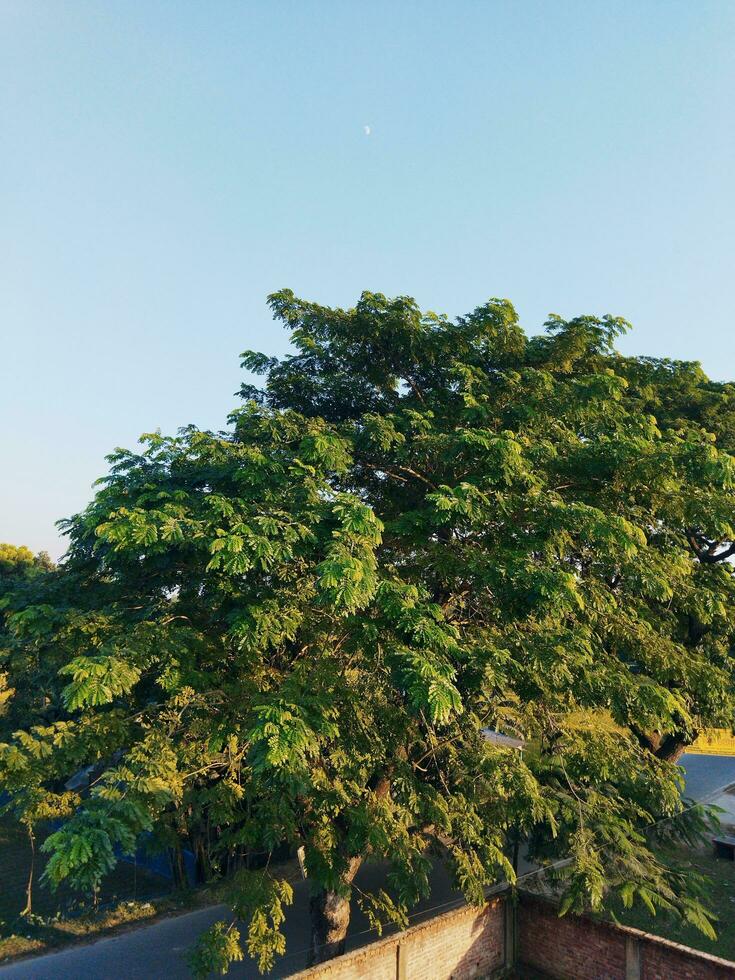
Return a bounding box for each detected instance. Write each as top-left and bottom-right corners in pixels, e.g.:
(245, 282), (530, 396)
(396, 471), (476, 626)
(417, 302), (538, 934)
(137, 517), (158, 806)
(2, 1), (734, 558)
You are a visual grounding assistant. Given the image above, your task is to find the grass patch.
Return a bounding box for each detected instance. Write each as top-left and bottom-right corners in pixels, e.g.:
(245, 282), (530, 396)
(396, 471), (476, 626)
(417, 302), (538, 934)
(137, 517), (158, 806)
(607, 843), (735, 961)
(691, 729), (735, 757)
(0, 813), (185, 964)
(0, 893), (212, 964)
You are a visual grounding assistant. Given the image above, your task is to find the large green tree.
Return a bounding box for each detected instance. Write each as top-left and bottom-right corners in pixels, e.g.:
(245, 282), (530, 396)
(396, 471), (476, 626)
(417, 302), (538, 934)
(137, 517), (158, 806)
(1, 293), (733, 972)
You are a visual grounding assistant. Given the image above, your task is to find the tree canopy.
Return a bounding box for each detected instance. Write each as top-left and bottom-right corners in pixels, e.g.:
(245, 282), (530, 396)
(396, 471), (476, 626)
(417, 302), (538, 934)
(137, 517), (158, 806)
(1, 292), (734, 973)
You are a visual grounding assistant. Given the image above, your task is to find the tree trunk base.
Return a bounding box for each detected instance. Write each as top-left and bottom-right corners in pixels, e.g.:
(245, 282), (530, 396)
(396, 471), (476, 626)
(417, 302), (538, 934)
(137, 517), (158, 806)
(307, 856), (362, 966)
(308, 890), (352, 965)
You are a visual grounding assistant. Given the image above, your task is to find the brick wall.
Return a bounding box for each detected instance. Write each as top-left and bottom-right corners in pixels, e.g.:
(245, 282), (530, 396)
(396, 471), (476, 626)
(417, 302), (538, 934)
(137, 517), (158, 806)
(289, 890), (735, 980)
(639, 933), (735, 980)
(518, 894), (626, 979)
(291, 898), (506, 980)
(518, 893), (735, 980)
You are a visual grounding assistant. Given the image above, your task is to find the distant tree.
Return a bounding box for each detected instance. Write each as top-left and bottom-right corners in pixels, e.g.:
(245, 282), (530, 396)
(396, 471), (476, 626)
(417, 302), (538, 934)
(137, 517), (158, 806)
(0, 544), (61, 915)
(0, 294), (732, 971)
(0, 544), (55, 725)
(0, 543), (53, 577)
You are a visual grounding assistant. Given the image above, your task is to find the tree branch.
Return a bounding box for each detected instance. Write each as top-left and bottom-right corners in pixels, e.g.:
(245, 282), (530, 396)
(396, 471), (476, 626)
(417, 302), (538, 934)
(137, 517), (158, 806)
(686, 530), (735, 564)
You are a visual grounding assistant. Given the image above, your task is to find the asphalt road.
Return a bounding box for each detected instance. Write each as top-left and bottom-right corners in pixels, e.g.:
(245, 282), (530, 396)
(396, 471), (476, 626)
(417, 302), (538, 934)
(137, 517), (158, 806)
(2, 754), (733, 980)
(0, 860), (466, 980)
(679, 753), (735, 800)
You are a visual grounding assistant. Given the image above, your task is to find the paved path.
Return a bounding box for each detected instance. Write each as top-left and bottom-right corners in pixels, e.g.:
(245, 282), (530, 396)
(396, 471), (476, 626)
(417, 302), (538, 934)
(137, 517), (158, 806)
(680, 753), (735, 801)
(3, 755), (733, 979)
(0, 861), (466, 979)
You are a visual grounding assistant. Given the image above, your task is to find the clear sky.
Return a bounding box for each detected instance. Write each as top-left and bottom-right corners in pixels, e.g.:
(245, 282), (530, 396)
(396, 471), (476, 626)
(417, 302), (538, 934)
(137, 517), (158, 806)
(1, 1), (734, 559)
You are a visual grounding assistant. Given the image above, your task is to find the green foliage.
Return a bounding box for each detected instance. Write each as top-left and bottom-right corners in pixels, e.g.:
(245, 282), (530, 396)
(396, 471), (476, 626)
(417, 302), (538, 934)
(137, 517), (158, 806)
(188, 921), (244, 978)
(221, 871), (294, 972)
(357, 888), (409, 935)
(42, 798), (152, 895)
(0, 545), (55, 724)
(0, 545), (53, 578)
(59, 655), (142, 710)
(2, 292), (735, 973)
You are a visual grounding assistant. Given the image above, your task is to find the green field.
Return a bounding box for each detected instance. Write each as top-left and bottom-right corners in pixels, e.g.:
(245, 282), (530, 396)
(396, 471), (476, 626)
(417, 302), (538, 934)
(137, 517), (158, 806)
(690, 729), (735, 757)
(607, 844), (735, 962)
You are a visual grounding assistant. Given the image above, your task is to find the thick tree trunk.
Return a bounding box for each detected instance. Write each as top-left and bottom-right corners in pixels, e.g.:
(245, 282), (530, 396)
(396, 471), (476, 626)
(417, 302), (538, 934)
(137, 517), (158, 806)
(653, 736), (689, 764)
(307, 856), (362, 966)
(308, 890), (352, 964)
(632, 727), (693, 764)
